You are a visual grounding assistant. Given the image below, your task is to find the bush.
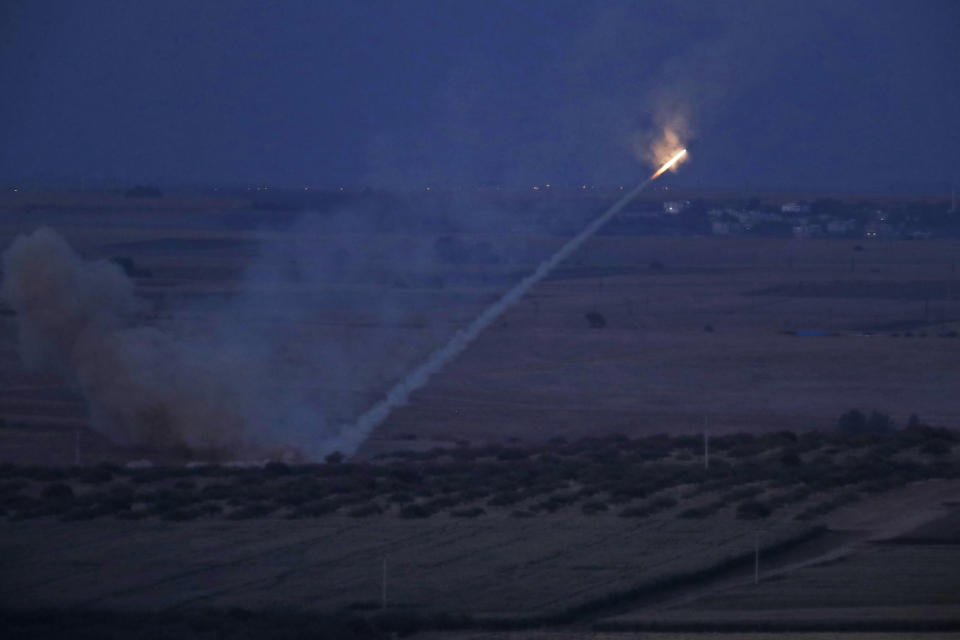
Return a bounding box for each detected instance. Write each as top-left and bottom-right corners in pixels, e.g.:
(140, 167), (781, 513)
(721, 486), (763, 502)
(620, 495), (677, 518)
(780, 450), (802, 467)
(348, 503), (383, 518)
(227, 503), (276, 520)
(736, 500), (771, 520)
(581, 501), (609, 515)
(398, 504), (431, 519)
(678, 501), (724, 519)
(264, 461), (293, 476)
(835, 409), (895, 435)
(920, 439), (952, 456)
(41, 483), (74, 502)
(78, 467), (113, 484)
(487, 491), (521, 507)
(585, 311), (607, 329)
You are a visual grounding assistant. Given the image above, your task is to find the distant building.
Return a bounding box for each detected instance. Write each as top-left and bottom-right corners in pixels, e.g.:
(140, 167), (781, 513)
(781, 201), (811, 215)
(792, 223), (823, 238)
(864, 222), (896, 239)
(826, 218), (857, 235)
(711, 220), (742, 236)
(663, 200), (690, 214)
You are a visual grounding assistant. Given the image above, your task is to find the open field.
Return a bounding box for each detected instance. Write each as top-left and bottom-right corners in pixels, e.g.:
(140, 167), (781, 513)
(1, 195), (960, 463)
(1, 430), (959, 635)
(2, 194), (960, 636)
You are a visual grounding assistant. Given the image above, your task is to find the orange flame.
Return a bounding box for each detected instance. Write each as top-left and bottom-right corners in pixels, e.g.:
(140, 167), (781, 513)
(650, 148), (688, 180)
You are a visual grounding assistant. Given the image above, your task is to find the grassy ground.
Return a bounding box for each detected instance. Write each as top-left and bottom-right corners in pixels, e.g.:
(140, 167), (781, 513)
(0, 431), (958, 627)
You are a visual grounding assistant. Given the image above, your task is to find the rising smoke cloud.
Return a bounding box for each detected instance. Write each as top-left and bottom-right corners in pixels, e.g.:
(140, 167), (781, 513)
(1, 227), (332, 460)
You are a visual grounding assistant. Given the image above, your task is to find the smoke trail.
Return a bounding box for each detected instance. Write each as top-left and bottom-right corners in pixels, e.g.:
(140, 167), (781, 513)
(332, 173), (662, 455)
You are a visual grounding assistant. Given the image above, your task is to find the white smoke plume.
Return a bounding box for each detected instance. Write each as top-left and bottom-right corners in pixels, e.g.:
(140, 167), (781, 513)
(330, 173), (660, 455)
(1, 227), (331, 460)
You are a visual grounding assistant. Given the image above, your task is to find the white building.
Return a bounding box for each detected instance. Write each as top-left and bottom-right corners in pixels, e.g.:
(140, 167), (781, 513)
(663, 200), (690, 214)
(781, 201), (811, 215)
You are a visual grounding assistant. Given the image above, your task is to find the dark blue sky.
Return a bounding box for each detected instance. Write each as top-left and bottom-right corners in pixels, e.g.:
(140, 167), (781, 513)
(2, 0), (958, 191)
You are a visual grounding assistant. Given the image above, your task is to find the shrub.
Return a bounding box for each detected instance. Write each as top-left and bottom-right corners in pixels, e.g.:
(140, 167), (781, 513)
(836, 409), (895, 435)
(162, 506), (208, 521)
(780, 450), (802, 467)
(585, 311), (607, 329)
(78, 467), (113, 484)
(398, 504), (431, 519)
(678, 501), (724, 519)
(487, 491), (521, 507)
(423, 496), (459, 511)
(264, 461), (293, 476)
(348, 503), (383, 518)
(227, 503), (276, 520)
(736, 500), (771, 520)
(581, 501), (609, 515)
(920, 439), (952, 456)
(620, 495), (677, 518)
(289, 499), (343, 518)
(721, 486), (763, 502)
(41, 483), (75, 502)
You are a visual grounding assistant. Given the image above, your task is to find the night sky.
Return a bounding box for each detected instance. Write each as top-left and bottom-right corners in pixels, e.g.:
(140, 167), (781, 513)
(2, 0), (958, 192)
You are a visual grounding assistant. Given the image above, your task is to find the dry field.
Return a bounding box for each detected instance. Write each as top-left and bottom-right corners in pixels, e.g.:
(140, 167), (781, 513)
(376, 234), (960, 449)
(421, 633), (960, 640)
(1, 430), (958, 629)
(2, 194), (960, 636)
(0, 513), (807, 615)
(2, 196), (960, 463)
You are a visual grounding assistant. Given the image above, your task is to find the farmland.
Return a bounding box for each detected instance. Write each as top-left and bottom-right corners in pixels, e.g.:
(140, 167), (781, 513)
(1, 191), (959, 636)
(1, 192), (960, 462)
(1, 428), (959, 635)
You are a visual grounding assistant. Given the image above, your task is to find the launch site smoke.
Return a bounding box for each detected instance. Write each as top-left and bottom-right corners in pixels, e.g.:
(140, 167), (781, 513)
(0, 196), (574, 459)
(1, 147), (686, 460)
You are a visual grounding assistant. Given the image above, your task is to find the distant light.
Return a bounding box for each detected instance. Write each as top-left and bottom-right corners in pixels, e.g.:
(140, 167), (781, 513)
(545, 183), (551, 189)
(12, 187), (19, 192)
(619, 186), (624, 190)
(581, 184), (588, 190)
(339, 186), (344, 191)
(304, 186), (309, 191)
(532, 186), (540, 191)
(425, 186), (431, 191)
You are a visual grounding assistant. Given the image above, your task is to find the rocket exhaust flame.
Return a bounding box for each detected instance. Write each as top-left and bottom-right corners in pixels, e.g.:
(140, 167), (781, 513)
(332, 145), (690, 457)
(650, 148), (688, 180)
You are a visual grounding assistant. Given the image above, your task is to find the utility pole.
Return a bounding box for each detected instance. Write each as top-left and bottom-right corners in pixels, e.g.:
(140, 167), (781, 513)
(754, 531), (761, 584)
(381, 557), (388, 610)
